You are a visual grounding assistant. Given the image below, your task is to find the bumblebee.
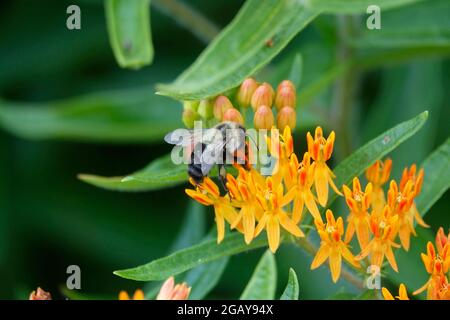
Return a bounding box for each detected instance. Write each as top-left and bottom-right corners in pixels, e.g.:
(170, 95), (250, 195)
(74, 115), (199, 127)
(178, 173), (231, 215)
(165, 121), (251, 187)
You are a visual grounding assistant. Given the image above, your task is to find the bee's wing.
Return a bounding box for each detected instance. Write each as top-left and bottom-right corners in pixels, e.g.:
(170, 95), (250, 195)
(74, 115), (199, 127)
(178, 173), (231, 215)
(164, 129), (197, 146)
(199, 140), (227, 175)
(225, 127), (246, 154)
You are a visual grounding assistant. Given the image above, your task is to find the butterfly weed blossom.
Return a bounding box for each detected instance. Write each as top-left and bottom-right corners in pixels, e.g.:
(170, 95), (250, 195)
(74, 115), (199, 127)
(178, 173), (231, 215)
(311, 209), (359, 283)
(413, 229), (450, 300)
(182, 77), (432, 287)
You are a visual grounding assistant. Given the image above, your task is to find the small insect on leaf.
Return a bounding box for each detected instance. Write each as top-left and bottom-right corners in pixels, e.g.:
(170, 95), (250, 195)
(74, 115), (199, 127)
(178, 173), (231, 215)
(265, 38), (274, 47)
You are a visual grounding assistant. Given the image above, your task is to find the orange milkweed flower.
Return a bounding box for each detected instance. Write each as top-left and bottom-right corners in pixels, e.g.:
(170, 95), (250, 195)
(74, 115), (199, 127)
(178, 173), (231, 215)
(306, 127), (342, 207)
(156, 277), (191, 300)
(185, 177), (239, 244)
(119, 289), (145, 300)
(343, 177), (372, 248)
(387, 180), (417, 251)
(366, 159), (392, 213)
(413, 241), (450, 299)
(228, 170), (264, 244)
(434, 275), (450, 300)
(267, 126), (294, 182)
(382, 283), (409, 300)
(254, 177), (304, 253)
(311, 209), (360, 283)
(399, 164), (429, 229)
(436, 227), (450, 256)
(288, 152), (322, 224)
(356, 206), (400, 272)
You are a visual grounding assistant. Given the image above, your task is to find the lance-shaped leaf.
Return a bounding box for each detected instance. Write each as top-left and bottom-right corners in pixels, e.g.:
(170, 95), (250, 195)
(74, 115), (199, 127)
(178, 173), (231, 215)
(156, 0), (319, 100)
(0, 88), (181, 144)
(280, 268), (299, 300)
(329, 111), (429, 207)
(114, 232), (268, 281)
(415, 137), (450, 217)
(240, 250), (277, 300)
(314, 0), (422, 13)
(105, 0), (153, 69)
(184, 257), (229, 300)
(144, 204), (229, 300)
(155, 0), (422, 100)
(79, 154), (187, 192)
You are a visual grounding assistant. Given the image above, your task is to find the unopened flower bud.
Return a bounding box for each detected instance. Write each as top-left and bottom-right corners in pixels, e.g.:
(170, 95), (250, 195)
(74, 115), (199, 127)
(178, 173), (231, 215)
(29, 287), (52, 300)
(182, 108), (200, 129)
(197, 99), (214, 119)
(275, 85), (296, 111)
(213, 96), (234, 120)
(251, 82), (274, 111)
(183, 100), (199, 112)
(277, 106), (296, 130)
(223, 108), (244, 125)
(277, 80), (295, 92)
(236, 78), (258, 108)
(253, 105), (274, 130)
(157, 277), (191, 300)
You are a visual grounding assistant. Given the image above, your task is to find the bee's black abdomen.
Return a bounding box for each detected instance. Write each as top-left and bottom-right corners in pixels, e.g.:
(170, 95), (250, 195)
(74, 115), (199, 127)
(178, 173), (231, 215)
(188, 142), (206, 184)
(188, 163), (204, 184)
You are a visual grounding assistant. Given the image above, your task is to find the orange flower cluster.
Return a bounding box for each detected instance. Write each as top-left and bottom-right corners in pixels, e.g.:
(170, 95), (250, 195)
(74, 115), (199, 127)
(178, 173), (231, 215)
(336, 161), (428, 274)
(413, 227), (450, 300)
(383, 229), (450, 301)
(186, 126), (341, 253)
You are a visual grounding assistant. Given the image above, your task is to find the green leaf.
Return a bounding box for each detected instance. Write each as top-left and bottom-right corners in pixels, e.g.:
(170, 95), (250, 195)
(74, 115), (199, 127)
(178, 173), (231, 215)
(114, 232), (268, 281)
(353, 0), (450, 48)
(156, 0), (319, 100)
(280, 268), (299, 300)
(240, 250), (277, 300)
(170, 202), (206, 252)
(288, 54), (303, 88)
(185, 257), (229, 300)
(0, 88), (181, 144)
(105, 0), (153, 69)
(143, 202), (207, 298)
(78, 154), (187, 192)
(314, 0), (423, 13)
(415, 137), (450, 217)
(329, 111), (429, 207)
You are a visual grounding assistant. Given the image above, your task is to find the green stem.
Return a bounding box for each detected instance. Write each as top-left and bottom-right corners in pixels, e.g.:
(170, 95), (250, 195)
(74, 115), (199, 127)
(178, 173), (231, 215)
(152, 0), (220, 44)
(294, 237), (365, 290)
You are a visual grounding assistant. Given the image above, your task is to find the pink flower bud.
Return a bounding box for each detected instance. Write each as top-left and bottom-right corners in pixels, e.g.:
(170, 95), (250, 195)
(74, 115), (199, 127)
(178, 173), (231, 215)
(251, 82), (274, 111)
(213, 96), (234, 120)
(275, 85), (296, 111)
(277, 106), (296, 130)
(236, 78), (258, 108)
(277, 80), (295, 92)
(253, 105), (274, 130)
(223, 108), (244, 125)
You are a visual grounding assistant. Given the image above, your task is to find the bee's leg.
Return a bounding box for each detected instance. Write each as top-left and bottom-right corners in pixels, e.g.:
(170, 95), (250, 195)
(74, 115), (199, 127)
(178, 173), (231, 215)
(218, 164), (228, 191)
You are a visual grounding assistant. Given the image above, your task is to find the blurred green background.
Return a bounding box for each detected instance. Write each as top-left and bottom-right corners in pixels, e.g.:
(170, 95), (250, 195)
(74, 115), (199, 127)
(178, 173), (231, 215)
(0, 0), (448, 299)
